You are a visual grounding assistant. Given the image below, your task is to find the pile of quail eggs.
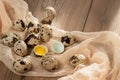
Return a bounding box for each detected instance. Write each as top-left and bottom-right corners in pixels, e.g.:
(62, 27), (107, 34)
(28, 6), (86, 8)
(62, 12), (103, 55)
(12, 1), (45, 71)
(1, 7), (87, 73)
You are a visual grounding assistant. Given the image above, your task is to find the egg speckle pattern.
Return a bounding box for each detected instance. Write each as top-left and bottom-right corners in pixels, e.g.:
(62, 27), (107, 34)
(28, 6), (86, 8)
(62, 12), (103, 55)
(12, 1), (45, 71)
(24, 34), (40, 47)
(13, 58), (32, 73)
(1, 33), (20, 47)
(45, 7), (56, 21)
(61, 33), (75, 47)
(39, 25), (52, 42)
(13, 19), (27, 31)
(69, 54), (87, 67)
(27, 22), (40, 34)
(14, 40), (28, 57)
(41, 7), (56, 25)
(41, 56), (59, 71)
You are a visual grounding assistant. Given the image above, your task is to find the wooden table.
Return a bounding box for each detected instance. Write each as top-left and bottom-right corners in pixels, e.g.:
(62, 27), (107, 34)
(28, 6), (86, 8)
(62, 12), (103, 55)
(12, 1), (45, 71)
(1, 0), (120, 80)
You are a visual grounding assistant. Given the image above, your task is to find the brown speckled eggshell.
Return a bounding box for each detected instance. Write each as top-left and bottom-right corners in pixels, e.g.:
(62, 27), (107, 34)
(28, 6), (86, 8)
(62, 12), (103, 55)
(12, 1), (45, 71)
(14, 40), (28, 57)
(13, 58), (32, 73)
(27, 22), (40, 34)
(61, 33), (75, 47)
(41, 56), (59, 71)
(1, 33), (20, 47)
(39, 24), (52, 42)
(13, 19), (27, 31)
(24, 33), (40, 47)
(69, 54), (87, 67)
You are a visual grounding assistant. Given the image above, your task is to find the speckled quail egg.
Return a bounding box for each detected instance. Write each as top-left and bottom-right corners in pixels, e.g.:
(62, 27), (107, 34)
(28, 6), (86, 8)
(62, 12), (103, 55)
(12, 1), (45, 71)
(27, 22), (40, 34)
(41, 56), (59, 71)
(13, 58), (32, 73)
(13, 19), (27, 31)
(69, 54), (87, 67)
(24, 33), (40, 47)
(61, 33), (75, 47)
(1, 33), (20, 47)
(14, 40), (28, 57)
(39, 24), (52, 42)
(45, 7), (56, 20)
(41, 7), (56, 25)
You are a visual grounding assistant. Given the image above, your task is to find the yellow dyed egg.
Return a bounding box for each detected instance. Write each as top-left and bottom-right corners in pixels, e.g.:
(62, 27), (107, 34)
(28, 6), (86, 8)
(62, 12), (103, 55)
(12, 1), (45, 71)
(33, 45), (48, 57)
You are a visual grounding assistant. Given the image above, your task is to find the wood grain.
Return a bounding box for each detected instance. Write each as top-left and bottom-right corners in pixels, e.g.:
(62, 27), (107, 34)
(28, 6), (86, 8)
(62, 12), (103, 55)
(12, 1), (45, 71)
(0, 62), (21, 80)
(84, 0), (120, 33)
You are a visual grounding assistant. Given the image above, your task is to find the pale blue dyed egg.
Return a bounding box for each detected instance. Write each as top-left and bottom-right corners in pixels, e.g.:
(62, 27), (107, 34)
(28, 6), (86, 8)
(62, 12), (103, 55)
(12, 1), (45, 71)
(51, 41), (64, 54)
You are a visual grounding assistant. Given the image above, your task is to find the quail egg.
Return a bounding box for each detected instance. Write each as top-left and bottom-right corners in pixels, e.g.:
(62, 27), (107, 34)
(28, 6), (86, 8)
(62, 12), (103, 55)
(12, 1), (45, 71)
(61, 33), (75, 47)
(41, 7), (56, 25)
(13, 58), (32, 73)
(14, 40), (28, 57)
(24, 33), (40, 47)
(69, 54), (87, 67)
(41, 56), (59, 71)
(1, 33), (20, 47)
(27, 22), (40, 34)
(13, 19), (27, 31)
(39, 24), (52, 42)
(45, 7), (56, 21)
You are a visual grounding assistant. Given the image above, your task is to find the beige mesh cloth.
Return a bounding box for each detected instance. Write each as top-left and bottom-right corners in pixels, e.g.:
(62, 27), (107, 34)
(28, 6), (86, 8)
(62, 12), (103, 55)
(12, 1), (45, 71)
(0, 0), (120, 80)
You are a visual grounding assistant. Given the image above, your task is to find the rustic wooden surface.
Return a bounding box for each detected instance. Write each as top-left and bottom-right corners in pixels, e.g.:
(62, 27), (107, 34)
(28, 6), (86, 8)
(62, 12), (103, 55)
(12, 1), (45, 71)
(84, 0), (120, 32)
(0, 0), (120, 80)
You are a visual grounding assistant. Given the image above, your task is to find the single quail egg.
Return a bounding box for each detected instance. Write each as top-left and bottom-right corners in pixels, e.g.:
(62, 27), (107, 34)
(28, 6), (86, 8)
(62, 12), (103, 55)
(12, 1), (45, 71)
(13, 19), (27, 31)
(27, 22), (40, 34)
(24, 34), (40, 47)
(39, 24), (52, 42)
(45, 7), (56, 21)
(13, 58), (32, 73)
(14, 40), (28, 57)
(41, 56), (59, 71)
(1, 33), (20, 47)
(69, 54), (87, 67)
(41, 7), (56, 25)
(61, 33), (75, 47)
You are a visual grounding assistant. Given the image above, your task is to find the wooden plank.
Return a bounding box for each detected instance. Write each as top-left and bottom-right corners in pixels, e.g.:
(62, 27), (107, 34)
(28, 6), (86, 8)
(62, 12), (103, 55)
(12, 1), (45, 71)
(20, 0), (92, 80)
(84, 0), (120, 32)
(0, 62), (21, 80)
(25, 0), (92, 31)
